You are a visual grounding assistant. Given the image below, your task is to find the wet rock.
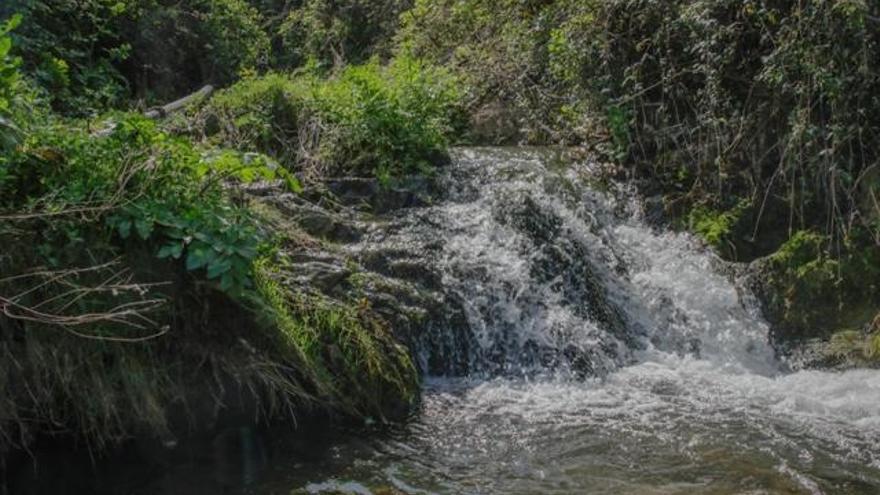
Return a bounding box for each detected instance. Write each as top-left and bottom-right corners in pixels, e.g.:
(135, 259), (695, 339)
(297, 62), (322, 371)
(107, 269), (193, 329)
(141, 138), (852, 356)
(286, 261), (353, 294)
(325, 176), (436, 213)
(268, 196), (363, 243)
(499, 195), (562, 243)
(643, 194), (666, 227)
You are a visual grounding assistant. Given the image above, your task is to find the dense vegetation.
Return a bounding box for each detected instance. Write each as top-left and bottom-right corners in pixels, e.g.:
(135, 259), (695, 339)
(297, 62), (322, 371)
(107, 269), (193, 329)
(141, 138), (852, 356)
(0, 0), (878, 462)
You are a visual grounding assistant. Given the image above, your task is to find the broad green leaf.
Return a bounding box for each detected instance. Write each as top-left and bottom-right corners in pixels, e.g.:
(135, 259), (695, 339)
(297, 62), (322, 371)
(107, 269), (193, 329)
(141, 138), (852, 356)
(185, 246), (211, 271)
(117, 219), (132, 239)
(219, 272), (235, 291)
(206, 258), (232, 279)
(134, 219), (153, 240)
(157, 242), (184, 260)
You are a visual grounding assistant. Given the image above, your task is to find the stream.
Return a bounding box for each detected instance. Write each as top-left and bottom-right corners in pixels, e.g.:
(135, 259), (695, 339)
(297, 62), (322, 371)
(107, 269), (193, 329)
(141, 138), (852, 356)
(131, 148), (880, 494)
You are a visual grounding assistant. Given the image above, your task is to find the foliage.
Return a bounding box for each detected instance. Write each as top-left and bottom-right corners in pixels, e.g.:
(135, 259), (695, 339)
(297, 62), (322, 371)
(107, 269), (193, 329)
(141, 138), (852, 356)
(0, 14), (25, 159)
(196, 73), (306, 164)
(2, 0), (133, 113)
(129, 0), (269, 99)
(396, 0), (582, 144)
(546, 0), (880, 248)
(310, 56), (464, 179)
(200, 56), (464, 179)
(1, 114), (287, 296)
(2, 0), (270, 113)
(687, 200), (749, 255)
(0, 111), (417, 450)
(399, 0), (879, 250)
(0, 14), (22, 117)
(278, 0), (411, 69)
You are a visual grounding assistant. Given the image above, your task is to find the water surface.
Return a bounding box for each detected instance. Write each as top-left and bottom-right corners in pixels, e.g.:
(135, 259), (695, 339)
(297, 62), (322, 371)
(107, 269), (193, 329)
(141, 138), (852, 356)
(149, 148), (880, 494)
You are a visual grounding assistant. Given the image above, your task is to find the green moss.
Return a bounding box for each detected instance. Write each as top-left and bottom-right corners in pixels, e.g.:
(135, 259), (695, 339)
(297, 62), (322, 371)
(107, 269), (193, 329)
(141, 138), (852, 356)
(765, 230), (879, 340)
(828, 325), (880, 365)
(769, 230), (826, 269)
(685, 200), (749, 255)
(251, 257), (418, 419)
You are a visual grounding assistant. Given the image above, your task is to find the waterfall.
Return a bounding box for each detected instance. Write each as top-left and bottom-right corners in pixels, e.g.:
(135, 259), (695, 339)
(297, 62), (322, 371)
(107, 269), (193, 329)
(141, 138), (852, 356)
(355, 147), (778, 377)
(329, 147), (880, 494)
(125, 147), (880, 494)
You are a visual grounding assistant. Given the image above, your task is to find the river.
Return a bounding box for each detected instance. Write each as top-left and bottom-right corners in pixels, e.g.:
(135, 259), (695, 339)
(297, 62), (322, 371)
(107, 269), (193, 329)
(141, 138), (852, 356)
(136, 148), (880, 494)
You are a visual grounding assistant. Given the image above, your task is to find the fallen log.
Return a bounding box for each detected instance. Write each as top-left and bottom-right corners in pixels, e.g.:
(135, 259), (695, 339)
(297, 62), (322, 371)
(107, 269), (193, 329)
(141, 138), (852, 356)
(144, 85), (214, 119)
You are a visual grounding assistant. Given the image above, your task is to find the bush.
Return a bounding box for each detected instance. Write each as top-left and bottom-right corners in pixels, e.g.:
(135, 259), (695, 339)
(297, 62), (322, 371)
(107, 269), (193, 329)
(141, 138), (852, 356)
(1, 0), (133, 113)
(201, 56), (464, 179)
(1, 13), (49, 184)
(686, 199), (749, 256)
(547, 0), (880, 249)
(0, 114), (290, 296)
(131, 0), (270, 98)
(0, 14), (22, 117)
(2, 0), (270, 114)
(395, 0), (579, 144)
(277, 0), (411, 69)
(0, 14), (23, 154)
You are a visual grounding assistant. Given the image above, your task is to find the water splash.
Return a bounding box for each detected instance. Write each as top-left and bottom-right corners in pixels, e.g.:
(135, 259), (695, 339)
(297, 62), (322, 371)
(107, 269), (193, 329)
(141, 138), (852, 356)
(309, 147), (880, 494)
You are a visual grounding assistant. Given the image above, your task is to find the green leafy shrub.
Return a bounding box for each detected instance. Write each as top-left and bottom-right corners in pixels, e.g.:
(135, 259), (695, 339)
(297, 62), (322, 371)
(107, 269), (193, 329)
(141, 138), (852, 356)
(0, 13), (24, 158)
(1, 114), (289, 295)
(277, 0), (409, 69)
(396, 0), (580, 144)
(131, 0), (270, 97)
(312, 57), (464, 179)
(2, 0), (270, 113)
(196, 73), (307, 164)
(0, 14), (22, 117)
(201, 56), (464, 179)
(686, 200), (749, 256)
(547, 0), (880, 248)
(2, 0), (133, 113)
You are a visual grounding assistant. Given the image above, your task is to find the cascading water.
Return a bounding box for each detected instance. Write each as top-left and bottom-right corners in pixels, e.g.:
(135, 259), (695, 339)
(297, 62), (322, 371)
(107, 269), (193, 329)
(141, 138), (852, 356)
(287, 148), (879, 494)
(125, 148), (880, 494)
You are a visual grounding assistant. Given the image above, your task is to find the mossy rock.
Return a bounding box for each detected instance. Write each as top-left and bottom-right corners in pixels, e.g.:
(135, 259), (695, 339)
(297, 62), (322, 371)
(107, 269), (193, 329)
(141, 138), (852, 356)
(749, 231), (879, 352)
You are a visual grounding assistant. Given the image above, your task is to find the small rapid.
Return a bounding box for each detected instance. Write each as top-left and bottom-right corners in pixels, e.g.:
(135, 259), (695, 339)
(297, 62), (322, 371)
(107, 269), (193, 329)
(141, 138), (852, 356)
(122, 148), (880, 494)
(289, 148), (880, 494)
